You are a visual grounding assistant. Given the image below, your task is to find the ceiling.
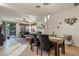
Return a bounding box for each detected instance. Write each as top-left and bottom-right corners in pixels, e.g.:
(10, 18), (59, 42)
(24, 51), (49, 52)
(0, 3), (76, 22)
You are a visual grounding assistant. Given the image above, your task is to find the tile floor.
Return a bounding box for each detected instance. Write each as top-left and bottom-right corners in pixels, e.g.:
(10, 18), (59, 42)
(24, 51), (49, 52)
(0, 37), (28, 56)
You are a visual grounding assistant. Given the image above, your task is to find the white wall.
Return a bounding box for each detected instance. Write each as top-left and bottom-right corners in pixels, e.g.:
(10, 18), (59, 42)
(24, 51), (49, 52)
(47, 6), (79, 46)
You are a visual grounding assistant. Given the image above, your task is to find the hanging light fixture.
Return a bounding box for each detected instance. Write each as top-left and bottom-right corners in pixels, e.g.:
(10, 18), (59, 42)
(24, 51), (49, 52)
(43, 3), (50, 5)
(47, 13), (50, 19)
(0, 21), (2, 26)
(44, 17), (47, 22)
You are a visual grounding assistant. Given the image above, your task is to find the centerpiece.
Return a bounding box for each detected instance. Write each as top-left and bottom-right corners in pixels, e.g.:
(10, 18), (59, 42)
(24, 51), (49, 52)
(64, 34), (73, 46)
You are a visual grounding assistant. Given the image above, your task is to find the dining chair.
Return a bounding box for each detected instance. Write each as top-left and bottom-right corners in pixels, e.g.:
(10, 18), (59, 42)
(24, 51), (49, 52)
(58, 39), (65, 55)
(30, 34), (40, 55)
(38, 34), (56, 56)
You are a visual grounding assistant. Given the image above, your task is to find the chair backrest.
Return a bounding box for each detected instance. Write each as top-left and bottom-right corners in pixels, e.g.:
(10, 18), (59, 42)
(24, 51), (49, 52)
(0, 33), (5, 42)
(30, 34), (39, 44)
(38, 34), (50, 51)
(0, 24), (2, 33)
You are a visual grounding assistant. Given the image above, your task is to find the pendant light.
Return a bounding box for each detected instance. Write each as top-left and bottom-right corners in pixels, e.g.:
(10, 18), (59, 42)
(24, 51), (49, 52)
(47, 13), (50, 19)
(44, 17), (47, 23)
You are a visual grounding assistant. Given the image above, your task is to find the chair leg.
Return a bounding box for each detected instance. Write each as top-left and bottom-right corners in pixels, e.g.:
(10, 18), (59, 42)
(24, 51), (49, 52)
(36, 46), (38, 55)
(31, 44), (34, 51)
(31, 44), (32, 50)
(41, 49), (43, 56)
(32, 45), (34, 51)
(48, 52), (50, 56)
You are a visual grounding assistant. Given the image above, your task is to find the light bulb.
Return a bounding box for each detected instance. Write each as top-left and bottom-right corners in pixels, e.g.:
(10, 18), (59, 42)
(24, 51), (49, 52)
(29, 26), (31, 29)
(0, 22), (2, 25)
(44, 17), (47, 22)
(47, 14), (50, 19)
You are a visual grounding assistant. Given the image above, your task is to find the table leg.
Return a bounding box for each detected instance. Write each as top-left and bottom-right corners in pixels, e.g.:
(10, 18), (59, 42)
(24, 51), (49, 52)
(57, 45), (60, 56)
(62, 41), (65, 54)
(55, 43), (60, 56)
(55, 43), (58, 56)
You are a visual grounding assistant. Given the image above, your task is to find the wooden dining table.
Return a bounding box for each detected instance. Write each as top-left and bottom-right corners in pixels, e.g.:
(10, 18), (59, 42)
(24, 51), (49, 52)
(49, 36), (65, 56)
(26, 34), (65, 56)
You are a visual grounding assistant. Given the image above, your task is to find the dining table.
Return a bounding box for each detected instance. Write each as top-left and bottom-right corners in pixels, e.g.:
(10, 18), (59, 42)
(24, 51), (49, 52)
(25, 34), (65, 56)
(49, 36), (65, 56)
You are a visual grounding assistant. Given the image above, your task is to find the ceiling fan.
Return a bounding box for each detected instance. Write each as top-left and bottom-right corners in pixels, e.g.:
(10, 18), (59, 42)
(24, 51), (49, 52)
(43, 3), (50, 5)
(36, 3), (50, 8)
(74, 3), (79, 6)
(22, 18), (29, 23)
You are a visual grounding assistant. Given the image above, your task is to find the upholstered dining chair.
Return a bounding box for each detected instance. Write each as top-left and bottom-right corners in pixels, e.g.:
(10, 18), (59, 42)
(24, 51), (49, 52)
(38, 34), (56, 56)
(30, 34), (40, 55)
(0, 24), (5, 46)
(58, 39), (65, 55)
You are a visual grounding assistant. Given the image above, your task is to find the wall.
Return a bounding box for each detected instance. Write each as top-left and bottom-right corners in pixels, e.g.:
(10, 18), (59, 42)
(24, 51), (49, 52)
(47, 6), (79, 46)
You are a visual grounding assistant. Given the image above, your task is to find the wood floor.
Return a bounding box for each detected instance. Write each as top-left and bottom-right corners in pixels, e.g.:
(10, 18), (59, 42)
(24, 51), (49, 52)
(0, 37), (79, 56)
(65, 45), (79, 56)
(20, 45), (79, 56)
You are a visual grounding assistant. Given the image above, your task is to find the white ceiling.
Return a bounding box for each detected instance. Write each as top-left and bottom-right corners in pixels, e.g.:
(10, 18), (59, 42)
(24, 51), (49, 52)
(0, 3), (75, 22)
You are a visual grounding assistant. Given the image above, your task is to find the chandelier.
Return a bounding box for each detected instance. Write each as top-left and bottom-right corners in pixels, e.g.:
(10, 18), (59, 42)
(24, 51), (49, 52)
(64, 17), (78, 25)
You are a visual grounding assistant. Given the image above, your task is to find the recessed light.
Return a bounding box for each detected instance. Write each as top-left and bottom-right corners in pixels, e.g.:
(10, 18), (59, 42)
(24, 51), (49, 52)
(43, 3), (50, 5)
(74, 3), (79, 6)
(36, 5), (40, 8)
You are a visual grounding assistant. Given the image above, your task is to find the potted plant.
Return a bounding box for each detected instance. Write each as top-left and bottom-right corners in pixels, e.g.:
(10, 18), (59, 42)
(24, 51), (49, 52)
(51, 31), (57, 37)
(64, 34), (72, 46)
